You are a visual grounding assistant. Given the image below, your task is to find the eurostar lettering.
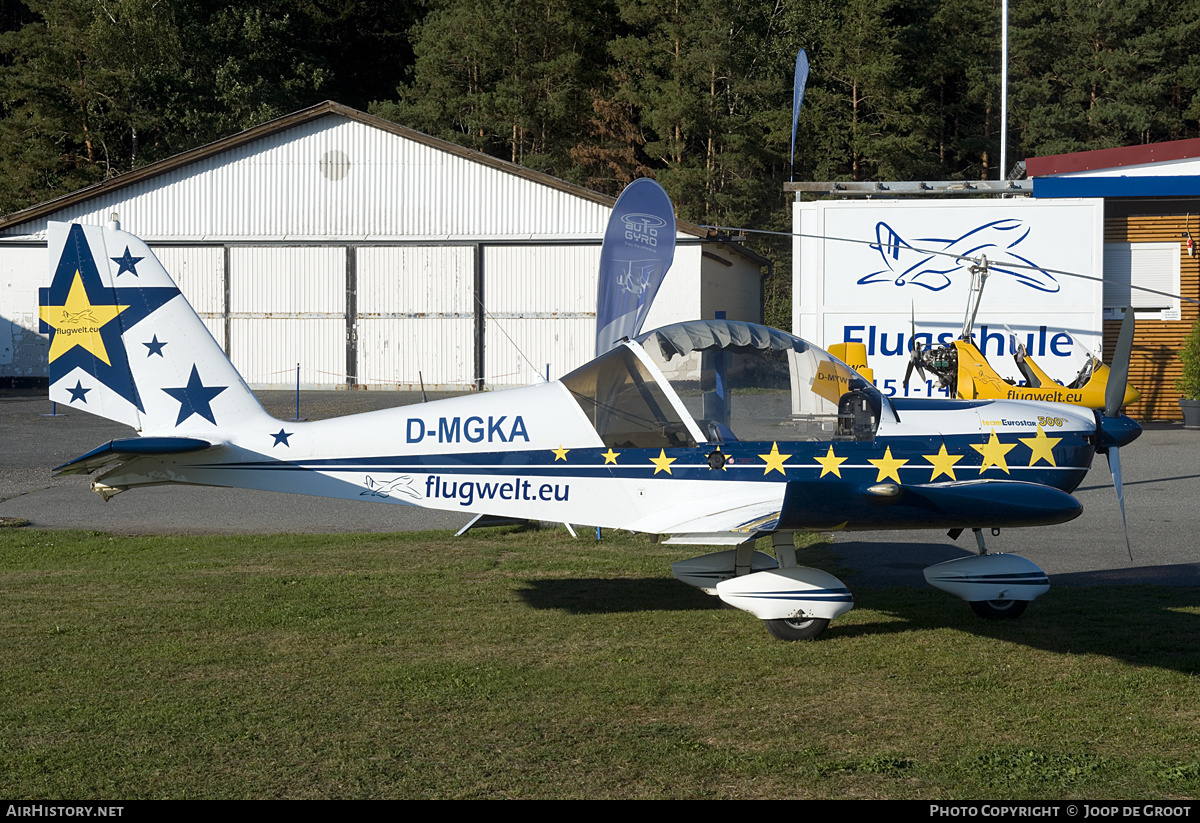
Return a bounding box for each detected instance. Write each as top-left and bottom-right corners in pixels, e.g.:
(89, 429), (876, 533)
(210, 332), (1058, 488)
(425, 476), (569, 507)
(405, 415), (529, 444)
(981, 419), (1037, 427)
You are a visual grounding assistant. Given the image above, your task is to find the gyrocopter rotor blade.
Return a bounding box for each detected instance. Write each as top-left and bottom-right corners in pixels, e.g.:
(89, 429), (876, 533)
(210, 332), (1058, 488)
(701, 224), (1200, 308)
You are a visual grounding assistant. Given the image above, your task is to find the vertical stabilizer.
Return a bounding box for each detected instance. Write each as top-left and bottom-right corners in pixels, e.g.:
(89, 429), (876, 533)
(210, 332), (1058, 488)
(39, 221), (267, 435)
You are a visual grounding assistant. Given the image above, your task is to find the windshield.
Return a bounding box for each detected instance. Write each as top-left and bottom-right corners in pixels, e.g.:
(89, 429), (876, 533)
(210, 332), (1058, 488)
(560, 343), (698, 449)
(562, 320), (884, 446)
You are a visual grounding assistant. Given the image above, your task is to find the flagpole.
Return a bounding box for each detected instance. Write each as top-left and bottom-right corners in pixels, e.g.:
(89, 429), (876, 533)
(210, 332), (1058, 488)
(1000, 0), (1008, 180)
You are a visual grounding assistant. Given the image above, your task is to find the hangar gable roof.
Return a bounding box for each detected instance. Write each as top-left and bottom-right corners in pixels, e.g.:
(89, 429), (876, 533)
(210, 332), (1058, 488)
(0, 101), (718, 244)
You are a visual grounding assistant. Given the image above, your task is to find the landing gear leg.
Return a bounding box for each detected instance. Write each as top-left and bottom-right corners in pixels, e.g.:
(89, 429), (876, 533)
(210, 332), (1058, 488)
(772, 532), (797, 569)
(734, 541), (756, 577)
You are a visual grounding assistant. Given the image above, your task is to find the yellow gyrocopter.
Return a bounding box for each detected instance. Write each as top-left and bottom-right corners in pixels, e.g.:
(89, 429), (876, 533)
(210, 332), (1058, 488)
(831, 256), (1142, 413)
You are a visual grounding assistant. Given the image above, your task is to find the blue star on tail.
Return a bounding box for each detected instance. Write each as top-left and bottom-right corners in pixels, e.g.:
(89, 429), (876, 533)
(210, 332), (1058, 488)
(67, 380), (90, 403)
(111, 247), (144, 276)
(163, 365), (227, 426)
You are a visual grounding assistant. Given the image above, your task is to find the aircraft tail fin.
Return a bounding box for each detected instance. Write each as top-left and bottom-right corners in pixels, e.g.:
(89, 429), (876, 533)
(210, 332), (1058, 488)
(39, 221), (268, 434)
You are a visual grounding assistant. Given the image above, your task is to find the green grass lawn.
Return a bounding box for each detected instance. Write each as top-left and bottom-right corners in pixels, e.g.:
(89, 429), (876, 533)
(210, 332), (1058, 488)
(3, 526), (1200, 799)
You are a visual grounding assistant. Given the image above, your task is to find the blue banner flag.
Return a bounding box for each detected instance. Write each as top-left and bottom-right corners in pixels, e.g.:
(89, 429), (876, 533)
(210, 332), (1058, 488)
(595, 178), (677, 356)
(790, 49), (809, 181)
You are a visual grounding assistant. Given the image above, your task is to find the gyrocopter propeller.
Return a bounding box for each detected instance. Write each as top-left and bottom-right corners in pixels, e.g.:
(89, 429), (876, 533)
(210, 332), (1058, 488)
(903, 304), (926, 389)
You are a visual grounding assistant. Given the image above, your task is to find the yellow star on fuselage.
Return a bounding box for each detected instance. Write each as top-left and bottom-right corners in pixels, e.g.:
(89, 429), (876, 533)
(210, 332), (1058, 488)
(39, 271), (129, 365)
(868, 446), (908, 483)
(814, 445), (848, 478)
(972, 429), (1017, 474)
(923, 443), (964, 481)
(551, 445), (570, 461)
(1019, 425), (1060, 467)
(759, 442), (792, 475)
(650, 449), (676, 475)
(602, 448), (620, 465)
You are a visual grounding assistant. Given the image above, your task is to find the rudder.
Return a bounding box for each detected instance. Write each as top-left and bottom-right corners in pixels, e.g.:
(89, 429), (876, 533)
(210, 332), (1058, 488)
(39, 220), (266, 434)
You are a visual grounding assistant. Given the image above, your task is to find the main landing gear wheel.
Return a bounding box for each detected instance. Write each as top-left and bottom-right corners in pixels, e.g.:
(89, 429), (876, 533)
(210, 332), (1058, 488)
(969, 599), (1028, 620)
(764, 616), (830, 641)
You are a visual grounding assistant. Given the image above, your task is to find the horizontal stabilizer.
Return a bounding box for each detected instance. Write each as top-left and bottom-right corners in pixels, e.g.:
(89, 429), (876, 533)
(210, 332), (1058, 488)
(778, 479), (1082, 532)
(55, 437), (217, 475)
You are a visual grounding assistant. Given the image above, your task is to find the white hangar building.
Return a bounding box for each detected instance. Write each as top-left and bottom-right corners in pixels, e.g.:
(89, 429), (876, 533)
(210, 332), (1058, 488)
(0, 101), (767, 390)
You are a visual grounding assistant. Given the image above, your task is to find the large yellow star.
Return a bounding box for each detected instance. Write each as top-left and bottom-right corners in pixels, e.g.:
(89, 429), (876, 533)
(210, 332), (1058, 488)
(923, 443), (964, 481)
(759, 442), (792, 476)
(601, 448), (620, 465)
(1019, 425), (1060, 467)
(972, 429), (1017, 474)
(814, 445), (848, 478)
(868, 446), (908, 483)
(551, 445), (570, 461)
(39, 271), (129, 365)
(650, 449), (676, 475)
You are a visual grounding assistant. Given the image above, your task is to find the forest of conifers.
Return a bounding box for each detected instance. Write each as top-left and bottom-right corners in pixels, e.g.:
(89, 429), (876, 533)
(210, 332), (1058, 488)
(3, 0), (1198, 238)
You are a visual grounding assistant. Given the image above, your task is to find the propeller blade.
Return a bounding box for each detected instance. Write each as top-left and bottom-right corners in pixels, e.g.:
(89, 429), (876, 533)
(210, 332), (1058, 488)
(1104, 306), (1135, 417)
(1106, 445), (1133, 561)
(905, 302), (925, 387)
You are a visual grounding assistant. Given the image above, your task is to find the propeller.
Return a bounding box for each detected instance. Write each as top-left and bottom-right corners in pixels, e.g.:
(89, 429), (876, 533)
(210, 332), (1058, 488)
(903, 303), (926, 389)
(1100, 307), (1137, 560)
(1104, 306), (1136, 418)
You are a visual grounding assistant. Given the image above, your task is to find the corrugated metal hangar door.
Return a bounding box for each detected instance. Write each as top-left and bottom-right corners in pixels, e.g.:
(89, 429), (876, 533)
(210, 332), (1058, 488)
(228, 247), (347, 389)
(356, 246), (474, 389)
(138, 242), (602, 390)
(482, 245), (599, 386)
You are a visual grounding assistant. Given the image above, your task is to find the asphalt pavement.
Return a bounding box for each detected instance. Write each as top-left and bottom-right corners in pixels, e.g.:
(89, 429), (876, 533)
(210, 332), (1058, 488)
(2, 387), (1199, 587)
(0, 388), (476, 535)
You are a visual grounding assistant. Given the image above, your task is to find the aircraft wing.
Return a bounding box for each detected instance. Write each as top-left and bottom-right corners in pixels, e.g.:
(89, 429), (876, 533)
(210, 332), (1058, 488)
(777, 478), (1082, 531)
(54, 437), (219, 476)
(621, 488), (785, 545)
(627, 476), (1082, 545)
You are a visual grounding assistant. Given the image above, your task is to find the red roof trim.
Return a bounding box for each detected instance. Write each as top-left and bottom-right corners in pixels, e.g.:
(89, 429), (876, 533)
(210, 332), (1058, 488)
(1026, 137), (1200, 177)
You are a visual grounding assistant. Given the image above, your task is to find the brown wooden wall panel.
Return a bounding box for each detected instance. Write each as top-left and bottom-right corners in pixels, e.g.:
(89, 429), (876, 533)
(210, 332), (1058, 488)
(1103, 214), (1200, 420)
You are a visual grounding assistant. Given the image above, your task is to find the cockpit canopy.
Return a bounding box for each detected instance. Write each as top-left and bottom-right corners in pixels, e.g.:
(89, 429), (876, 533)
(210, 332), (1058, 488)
(561, 319), (884, 449)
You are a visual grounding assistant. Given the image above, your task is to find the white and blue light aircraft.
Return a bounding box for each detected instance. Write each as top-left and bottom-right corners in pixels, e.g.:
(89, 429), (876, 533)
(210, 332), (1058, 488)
(39, 219), (1141, 640)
